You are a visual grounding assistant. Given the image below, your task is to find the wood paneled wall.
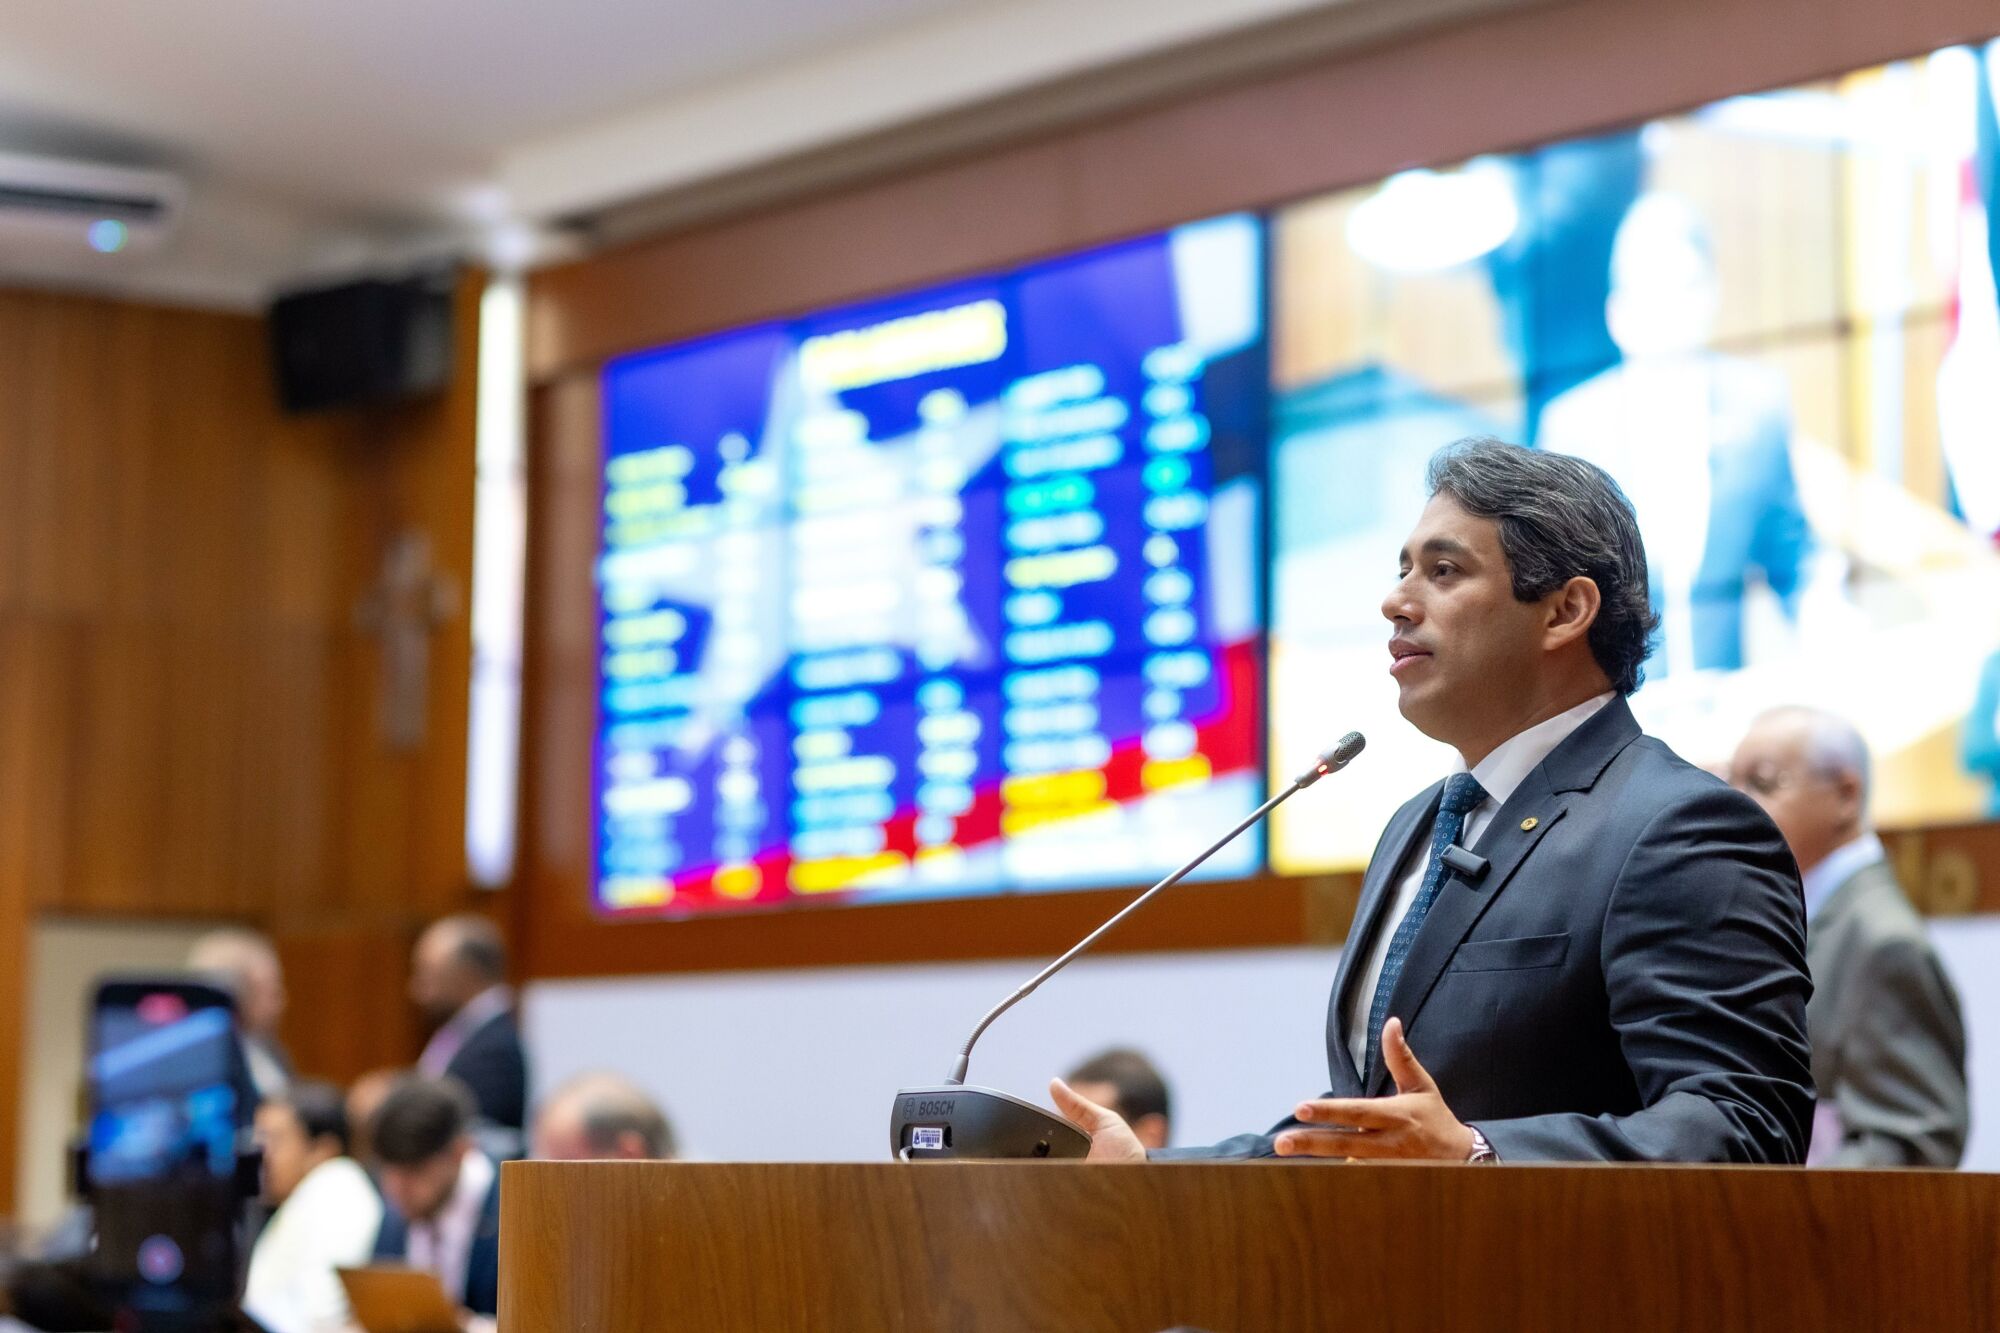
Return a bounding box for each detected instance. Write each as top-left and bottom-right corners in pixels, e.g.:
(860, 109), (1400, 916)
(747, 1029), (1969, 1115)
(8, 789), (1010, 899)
(518, 0), (2000, 983)
(0, 276), (483, 1215)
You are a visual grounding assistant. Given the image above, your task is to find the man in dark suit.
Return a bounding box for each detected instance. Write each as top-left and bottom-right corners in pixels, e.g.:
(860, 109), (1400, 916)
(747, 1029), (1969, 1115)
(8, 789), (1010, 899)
(1053, 437), (1814, 1162)
(1730, 706), (1967, 1166)
(370, 1077), (500, 1320)
(412, 914), (527, 1134)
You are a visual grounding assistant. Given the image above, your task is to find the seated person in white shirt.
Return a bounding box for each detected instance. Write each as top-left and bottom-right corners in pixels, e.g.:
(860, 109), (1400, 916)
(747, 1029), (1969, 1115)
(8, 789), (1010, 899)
(368, 1077), (501, 1320)
(531, 1071), (679, 1161)
(243, 1081), (384, 1333)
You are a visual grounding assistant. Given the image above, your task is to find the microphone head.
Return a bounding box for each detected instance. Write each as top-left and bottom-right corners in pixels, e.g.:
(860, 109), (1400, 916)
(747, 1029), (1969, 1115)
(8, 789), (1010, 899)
(1325, 731), (1366, 771)
(1295, 731), (1365, 787)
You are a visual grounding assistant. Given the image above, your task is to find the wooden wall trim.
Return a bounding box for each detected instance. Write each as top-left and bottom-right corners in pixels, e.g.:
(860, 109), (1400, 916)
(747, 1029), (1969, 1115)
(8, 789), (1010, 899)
(516, 872), (1351, 982)
(514, 809), (2000, 985)
(527, 0), (2000, 380)
(573, 0), (1552, 250)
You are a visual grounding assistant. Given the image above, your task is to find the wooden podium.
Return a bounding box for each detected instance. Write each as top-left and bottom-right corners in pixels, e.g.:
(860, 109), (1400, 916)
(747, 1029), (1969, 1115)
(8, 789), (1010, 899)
(500, 1161), (1999, 1330)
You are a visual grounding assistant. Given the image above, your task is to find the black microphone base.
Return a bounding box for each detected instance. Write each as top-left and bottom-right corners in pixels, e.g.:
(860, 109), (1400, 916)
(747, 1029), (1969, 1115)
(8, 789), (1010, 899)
(890, 1084), (1091, 1160)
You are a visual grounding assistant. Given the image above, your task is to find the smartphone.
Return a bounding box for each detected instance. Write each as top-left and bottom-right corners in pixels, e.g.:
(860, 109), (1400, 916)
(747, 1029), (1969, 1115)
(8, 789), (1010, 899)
(84, 978), (251, 1326)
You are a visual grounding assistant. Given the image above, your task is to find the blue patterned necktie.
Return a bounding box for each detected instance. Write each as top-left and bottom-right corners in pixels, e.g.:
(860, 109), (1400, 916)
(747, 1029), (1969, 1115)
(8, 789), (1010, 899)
(1363, 771), (1489, 1082)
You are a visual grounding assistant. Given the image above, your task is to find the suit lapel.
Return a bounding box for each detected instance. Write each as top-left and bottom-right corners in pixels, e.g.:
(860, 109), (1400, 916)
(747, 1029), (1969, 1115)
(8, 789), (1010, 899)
(1364, 766), (1572, 1093)
(1325, 786), (1438, 1093)
(1347, 696), (1645, 1096)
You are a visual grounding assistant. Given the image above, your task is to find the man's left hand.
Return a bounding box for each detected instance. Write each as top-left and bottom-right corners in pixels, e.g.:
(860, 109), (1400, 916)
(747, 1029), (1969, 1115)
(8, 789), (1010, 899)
(1275, 1018), (1477, 1160)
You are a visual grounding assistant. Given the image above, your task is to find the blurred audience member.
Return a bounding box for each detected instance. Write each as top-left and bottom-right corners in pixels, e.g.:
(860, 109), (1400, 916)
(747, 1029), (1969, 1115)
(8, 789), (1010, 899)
(370, 1077), (499, 1320)
(189, 928), (293, 1099)
(345, 1068), (407, 1171)
(1064, 1048), (1173, 1150)
(243, 1082), (383, 1333)
(1731, 707), (1969, 1166)
(411, 915), (526, 1135)
(532, 1072), (678, 1161)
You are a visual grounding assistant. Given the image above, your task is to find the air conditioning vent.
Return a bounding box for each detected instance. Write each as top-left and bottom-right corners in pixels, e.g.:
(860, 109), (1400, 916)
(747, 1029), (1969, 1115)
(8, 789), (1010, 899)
(0, 151), (183, 255)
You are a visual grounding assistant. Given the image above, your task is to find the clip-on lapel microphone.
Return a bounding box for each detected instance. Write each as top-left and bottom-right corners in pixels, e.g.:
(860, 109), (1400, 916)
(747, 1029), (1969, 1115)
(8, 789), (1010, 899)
(1439, 843), (1489, 885)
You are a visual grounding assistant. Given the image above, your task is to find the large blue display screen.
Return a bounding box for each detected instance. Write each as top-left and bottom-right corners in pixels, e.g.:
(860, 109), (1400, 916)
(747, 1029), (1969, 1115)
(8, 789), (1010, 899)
(597, 216), (1266, 915)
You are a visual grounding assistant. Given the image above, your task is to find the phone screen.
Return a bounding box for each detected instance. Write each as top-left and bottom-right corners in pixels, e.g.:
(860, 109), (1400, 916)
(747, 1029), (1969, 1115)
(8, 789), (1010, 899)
(88, 990), (238, 1188)
(85, 981), (247, 1320)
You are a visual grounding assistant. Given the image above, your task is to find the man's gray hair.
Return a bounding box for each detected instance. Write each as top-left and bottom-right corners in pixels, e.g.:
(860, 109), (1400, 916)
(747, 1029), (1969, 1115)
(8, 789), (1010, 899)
(551, 1072), (677, 1159)
(187, 927), (279, 998)
(1756, 705), (1872, 804)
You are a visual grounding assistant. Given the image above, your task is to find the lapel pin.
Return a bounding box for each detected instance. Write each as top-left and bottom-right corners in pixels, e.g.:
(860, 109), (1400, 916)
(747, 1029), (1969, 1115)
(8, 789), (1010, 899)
(1520, 817), (1539, 831)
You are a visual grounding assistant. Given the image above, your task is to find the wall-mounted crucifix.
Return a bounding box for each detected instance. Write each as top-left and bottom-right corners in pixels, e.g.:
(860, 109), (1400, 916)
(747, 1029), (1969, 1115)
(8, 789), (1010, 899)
(356, 528), (460, 751)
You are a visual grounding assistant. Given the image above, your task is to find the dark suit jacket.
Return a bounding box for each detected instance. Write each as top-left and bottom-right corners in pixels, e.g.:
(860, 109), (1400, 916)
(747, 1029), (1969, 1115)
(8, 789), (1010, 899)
(372, 1163), (501, 1317)
(1806, 858), (1968, 1166)
(1161, 697), (1814, 1162)
(446, 1010), (527, 1132)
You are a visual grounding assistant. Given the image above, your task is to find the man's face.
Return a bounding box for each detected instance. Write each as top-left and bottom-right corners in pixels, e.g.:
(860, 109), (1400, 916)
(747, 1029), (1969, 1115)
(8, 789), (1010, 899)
(408, 928), (467, 1025)
(1069, 1081), (1169, 1152)
(256, 1102), (321, 1206)
(1382, 495), (1551, 753)
(1727, 716), (1856, 872)
(379, 1141), (466, 1223)
(239, 954), (287, 1040)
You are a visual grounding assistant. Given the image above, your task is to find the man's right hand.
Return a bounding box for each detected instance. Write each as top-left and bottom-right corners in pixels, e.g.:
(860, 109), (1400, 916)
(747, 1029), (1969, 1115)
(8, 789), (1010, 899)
(1049, 1078), (1147, 1162)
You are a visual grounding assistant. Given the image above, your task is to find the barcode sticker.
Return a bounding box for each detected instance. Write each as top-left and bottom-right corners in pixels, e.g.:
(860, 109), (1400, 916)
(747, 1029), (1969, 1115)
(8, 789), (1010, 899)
(911, 1127), (945, 1151)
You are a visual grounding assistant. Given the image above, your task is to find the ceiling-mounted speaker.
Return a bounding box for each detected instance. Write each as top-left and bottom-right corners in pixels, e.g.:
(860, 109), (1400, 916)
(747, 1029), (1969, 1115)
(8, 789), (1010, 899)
(268, 269), (455, 415)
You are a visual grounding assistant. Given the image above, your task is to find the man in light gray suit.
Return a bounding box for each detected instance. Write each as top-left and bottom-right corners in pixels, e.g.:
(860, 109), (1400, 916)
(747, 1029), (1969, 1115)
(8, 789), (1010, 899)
(1730, 707), (1969, 1167)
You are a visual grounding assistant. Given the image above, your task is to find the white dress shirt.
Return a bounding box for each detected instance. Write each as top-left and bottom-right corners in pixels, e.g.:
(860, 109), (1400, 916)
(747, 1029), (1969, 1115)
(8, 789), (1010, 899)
(242, 1037), (292, 1101)
(1345, 692), (1616, 1074)
(406, 1148), (495, 1309)
(1800, 831), (1887, 1164)
(241, 1155), (384, 1333)
(1800, 831), (1885, 925)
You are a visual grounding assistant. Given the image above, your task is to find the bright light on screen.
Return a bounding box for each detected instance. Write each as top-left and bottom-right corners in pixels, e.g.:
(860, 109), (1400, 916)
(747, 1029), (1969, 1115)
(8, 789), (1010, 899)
(596, 216), (1267, 916)
(1269, 40), (2000, 872)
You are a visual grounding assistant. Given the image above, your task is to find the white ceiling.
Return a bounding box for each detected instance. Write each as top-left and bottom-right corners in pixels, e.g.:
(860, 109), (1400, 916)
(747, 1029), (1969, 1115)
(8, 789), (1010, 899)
(0, 0), (1404, 307)
(0, 0), (994, 220)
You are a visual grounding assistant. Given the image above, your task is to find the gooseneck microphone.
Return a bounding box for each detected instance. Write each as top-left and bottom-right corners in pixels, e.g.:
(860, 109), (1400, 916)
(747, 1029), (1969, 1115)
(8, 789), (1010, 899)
(890, 731), (1366, 1160)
